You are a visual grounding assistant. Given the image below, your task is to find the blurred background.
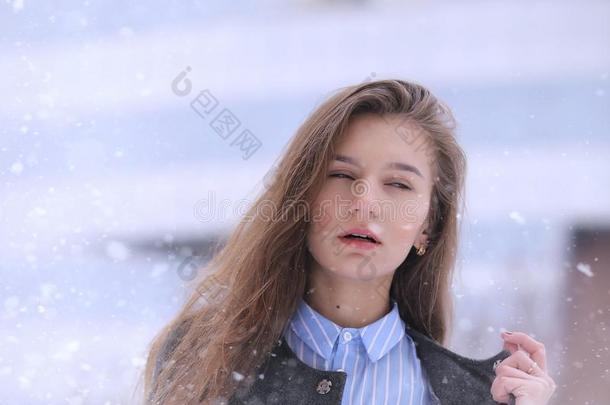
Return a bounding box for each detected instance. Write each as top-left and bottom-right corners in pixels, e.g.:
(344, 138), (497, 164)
(1, 0), (608, 403)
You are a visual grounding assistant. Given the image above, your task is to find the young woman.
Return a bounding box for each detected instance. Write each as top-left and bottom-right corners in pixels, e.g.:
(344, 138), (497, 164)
(140, 79), (557, 404)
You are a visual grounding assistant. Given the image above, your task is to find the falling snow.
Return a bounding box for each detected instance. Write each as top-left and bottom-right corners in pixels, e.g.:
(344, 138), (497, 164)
(576, 262), (594, 277)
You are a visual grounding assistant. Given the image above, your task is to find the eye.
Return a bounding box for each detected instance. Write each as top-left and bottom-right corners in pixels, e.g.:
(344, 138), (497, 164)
(387, 182), (412, 191)
(329, 173), (355, 180)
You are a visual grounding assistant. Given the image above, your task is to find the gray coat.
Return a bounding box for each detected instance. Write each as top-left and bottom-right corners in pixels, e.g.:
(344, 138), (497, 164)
(154, 324), (514, 404)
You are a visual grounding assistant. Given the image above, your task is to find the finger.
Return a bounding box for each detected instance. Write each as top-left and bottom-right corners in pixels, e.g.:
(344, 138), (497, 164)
(501, 331), (547, 372)
(496, 374), (555, 405)
(495, 350), (546, 379)
(490, 373), (512, 404)
(491, 372), (545, 405)
(502, 339), (519, 354)
(500, 363), (556, 391)
(496, 375), (543, 402)
(495, 361), (540, 380)
(490, 373), (527, 404)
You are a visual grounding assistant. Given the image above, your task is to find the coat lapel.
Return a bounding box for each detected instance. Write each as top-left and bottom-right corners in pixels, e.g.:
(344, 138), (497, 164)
(230, 337), (348, 404)
(406, 325), (512, 405)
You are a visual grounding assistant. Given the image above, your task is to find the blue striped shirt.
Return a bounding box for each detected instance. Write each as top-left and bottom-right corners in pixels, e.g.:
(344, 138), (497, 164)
(283, 297), (436, 404)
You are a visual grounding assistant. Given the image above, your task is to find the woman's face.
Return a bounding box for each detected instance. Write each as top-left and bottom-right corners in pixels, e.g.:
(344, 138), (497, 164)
(306, 112), (435, 283)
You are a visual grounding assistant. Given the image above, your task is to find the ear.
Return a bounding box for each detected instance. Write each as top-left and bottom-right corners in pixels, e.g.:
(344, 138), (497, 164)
(417, 219), (430, 247)
(417, 231), (428, 248)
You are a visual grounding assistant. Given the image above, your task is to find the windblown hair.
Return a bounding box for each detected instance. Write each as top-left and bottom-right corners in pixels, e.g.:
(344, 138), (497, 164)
(137, 79), (467, 404)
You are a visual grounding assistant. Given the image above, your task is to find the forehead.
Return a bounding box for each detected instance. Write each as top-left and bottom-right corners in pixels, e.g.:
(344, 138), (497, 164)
(334, 113), (434, 179)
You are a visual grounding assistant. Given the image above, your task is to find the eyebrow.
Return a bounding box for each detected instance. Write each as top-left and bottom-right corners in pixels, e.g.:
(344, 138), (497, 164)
(333, 154), (424, 178)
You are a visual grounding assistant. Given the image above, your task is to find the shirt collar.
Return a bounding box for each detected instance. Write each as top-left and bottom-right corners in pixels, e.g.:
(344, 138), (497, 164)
(288, 297), (406, 363)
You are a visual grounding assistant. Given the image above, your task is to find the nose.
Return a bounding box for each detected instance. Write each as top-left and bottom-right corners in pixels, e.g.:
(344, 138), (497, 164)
(349, 178), (381, 218)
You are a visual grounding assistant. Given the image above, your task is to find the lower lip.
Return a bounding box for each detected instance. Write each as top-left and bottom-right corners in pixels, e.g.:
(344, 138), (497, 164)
(338, 237), (380, 250)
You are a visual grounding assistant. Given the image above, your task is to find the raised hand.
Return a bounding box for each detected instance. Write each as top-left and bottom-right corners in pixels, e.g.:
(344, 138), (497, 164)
(490, 331), (557, 405)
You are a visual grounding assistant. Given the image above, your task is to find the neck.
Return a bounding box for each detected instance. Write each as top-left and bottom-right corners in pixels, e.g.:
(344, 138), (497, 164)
(304, 264), (393, 328)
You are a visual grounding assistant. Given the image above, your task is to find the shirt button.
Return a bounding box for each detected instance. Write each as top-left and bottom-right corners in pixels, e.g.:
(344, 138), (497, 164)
(316, 378), (332, 394)
(343, 331), (352, 342)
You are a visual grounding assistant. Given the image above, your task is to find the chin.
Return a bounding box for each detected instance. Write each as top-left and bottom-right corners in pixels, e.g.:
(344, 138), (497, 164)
(320, 262), (377, 281)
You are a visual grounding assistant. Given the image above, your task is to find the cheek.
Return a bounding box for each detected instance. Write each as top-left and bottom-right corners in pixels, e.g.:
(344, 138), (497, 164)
(307, 200), (337, 247)
(399, 194), (430, 230)
(310, 194), (341, 234)
(316, 204), (334, 231)
(392, 209), (428, 245)
(399, 222), (417, 235)
(305, 221), (345, 275)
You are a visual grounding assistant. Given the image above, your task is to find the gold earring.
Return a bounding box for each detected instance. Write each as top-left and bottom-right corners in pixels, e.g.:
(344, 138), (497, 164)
(416, 244), (427, 256)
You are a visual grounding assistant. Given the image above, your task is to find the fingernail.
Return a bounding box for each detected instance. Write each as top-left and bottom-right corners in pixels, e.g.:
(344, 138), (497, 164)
(502, 331), (513, 336)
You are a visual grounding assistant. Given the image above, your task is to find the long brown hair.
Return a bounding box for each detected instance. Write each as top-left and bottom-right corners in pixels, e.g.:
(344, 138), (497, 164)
(138, 79), (467, 404)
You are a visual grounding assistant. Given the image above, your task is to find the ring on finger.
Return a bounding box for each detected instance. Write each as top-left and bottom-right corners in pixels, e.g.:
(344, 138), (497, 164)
(526, 361), (538, 374)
